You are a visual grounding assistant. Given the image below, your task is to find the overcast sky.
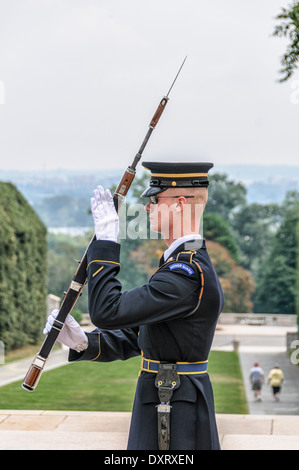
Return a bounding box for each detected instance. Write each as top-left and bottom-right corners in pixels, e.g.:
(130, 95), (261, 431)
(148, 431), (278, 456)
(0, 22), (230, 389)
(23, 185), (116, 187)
(0, 0), (298, 173)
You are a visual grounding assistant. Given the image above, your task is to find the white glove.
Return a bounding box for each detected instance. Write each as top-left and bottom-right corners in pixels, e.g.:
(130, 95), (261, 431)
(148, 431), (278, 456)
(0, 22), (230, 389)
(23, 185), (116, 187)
(91, 185), (119, 242)
(43, 309), (88, 352)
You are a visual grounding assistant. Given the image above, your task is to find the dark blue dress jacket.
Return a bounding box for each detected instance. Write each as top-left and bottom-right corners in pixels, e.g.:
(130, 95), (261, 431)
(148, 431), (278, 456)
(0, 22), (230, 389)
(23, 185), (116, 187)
(69, 238), (224, 450)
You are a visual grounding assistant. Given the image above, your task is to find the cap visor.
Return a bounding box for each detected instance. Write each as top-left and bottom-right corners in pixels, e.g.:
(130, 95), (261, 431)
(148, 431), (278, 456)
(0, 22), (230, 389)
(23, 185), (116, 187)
(140, 186), (168, 198)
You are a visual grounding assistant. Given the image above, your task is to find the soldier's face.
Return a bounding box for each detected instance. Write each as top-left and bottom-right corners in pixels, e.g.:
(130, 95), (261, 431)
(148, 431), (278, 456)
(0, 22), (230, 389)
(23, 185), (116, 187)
(144, 188), (205, 241)
(144, 190), (186, 237)
(145, 198), (174, 235)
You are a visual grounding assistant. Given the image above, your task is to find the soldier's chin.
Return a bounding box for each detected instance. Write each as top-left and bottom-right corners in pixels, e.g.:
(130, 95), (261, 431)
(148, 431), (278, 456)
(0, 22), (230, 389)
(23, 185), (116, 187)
(149, 219), (160, 234)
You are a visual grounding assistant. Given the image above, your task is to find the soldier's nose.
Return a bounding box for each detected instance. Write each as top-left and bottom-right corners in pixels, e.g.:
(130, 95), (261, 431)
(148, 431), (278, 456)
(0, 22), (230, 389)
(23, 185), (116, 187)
(144, 201), (151, 213)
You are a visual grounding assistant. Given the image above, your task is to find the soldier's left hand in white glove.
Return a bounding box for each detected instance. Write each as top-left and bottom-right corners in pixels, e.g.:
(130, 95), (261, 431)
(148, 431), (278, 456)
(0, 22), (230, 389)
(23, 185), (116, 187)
(43, 309), (88, 352)
(91, 185), (119, 242)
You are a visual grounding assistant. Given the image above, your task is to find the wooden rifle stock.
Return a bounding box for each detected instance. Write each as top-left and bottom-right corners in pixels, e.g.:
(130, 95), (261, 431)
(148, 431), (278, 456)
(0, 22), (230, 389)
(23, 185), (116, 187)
(22, 57), (186, 391)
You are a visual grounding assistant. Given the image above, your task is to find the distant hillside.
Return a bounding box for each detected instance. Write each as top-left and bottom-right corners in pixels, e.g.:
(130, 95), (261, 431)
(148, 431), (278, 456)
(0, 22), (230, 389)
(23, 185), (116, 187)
(215, 164), (299, 183)
(215, 164), (299, 204)
(0, 169), (122, 206)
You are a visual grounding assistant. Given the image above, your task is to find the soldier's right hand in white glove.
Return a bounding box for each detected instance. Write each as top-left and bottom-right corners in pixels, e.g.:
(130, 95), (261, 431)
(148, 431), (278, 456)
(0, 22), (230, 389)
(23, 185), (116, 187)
(90, 185), (119, 242)
(43, 309), (88, 352)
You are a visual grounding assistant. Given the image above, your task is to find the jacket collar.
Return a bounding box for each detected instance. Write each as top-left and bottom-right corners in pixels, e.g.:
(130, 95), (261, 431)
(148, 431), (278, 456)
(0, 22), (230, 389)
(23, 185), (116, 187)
(159, 236), (205, 266)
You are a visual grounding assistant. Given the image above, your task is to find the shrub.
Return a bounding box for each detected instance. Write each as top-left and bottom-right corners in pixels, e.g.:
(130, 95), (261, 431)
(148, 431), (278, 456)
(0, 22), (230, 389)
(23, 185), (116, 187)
(0, 182), (47, 350)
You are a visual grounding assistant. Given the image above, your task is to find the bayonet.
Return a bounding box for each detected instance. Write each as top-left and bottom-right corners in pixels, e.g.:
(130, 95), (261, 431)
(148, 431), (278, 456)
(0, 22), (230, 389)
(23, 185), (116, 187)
(166, 56), (187, 97)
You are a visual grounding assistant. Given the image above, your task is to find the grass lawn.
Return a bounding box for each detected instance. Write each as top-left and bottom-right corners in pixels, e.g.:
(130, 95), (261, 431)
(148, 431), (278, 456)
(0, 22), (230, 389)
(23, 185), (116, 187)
(0, 350), (248, 414)
(209, 350), (248, 414)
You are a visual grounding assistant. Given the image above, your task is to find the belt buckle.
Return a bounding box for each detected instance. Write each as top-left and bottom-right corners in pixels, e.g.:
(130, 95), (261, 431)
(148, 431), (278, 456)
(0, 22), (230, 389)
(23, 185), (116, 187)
(155, 363), (180, 389)
(155, 362), (180, 402)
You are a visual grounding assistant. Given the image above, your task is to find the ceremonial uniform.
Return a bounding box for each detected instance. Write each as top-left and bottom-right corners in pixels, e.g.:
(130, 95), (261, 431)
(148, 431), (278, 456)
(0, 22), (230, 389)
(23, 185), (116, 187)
(69, 161), (224, 450)
(69, 236), (223, 449)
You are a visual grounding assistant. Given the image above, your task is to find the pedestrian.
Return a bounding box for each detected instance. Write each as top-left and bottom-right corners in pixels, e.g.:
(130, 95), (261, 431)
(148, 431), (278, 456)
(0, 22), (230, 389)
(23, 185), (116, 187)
(249, 362), (264, 402)
(44, 162), (224, 450)
(268, 365), (284, 401)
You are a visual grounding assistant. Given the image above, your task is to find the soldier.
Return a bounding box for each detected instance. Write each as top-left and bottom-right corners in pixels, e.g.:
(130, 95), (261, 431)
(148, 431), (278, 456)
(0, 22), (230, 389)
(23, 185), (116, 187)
(44, 161), (224, 450)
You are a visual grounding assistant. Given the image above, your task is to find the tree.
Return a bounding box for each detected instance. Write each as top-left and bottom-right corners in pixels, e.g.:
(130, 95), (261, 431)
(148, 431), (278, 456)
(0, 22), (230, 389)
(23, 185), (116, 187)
(253, 191), (299, 314)
(273, 1), (299, 81)
(231, 202), (282, 275)
(205, 173), (247, 220)
(207, 241), (255, 313)
(203, 212), (240, 262)
(0, 183), (47, 350)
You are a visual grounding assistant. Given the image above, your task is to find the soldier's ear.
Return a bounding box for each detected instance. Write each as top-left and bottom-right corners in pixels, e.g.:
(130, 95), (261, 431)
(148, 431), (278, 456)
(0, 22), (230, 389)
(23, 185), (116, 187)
(175, 196), (188, 211)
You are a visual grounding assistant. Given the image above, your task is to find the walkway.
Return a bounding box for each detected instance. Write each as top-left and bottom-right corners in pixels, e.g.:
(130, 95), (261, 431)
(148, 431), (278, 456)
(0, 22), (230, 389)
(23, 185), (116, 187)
(212, 324), (299, 415)
(240, 350), (299, 415)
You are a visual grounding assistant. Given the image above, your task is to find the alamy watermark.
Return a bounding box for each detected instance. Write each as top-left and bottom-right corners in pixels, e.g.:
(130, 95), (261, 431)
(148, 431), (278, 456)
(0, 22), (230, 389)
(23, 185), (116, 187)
(0, 341), (4, 364)
(117, 200), (204, 248)
(0, 80), (5, 104)
(290, 340), (299, 365)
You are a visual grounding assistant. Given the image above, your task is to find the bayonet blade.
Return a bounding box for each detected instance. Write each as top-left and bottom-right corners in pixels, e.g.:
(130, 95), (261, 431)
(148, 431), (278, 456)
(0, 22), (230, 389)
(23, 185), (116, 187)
(166, 56), (187, 97)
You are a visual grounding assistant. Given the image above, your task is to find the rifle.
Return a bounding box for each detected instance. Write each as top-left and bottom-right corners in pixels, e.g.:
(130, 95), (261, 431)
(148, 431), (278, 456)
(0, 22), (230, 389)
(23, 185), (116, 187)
(22, 57), (187, 391)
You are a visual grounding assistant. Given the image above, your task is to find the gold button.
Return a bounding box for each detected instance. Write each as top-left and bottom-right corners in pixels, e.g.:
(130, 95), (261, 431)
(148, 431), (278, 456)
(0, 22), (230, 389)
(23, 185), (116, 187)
(172, 181), (177, 186)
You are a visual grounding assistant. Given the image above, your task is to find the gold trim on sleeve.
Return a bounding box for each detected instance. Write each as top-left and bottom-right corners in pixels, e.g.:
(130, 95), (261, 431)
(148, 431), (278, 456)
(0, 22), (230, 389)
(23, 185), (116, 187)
(87, 259), (120, 271)
(91, 333), (101, 361)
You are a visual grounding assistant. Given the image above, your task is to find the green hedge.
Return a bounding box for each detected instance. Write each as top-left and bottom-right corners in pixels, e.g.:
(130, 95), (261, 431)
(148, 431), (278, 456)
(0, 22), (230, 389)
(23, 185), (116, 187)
(0, 182), (47, 351)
